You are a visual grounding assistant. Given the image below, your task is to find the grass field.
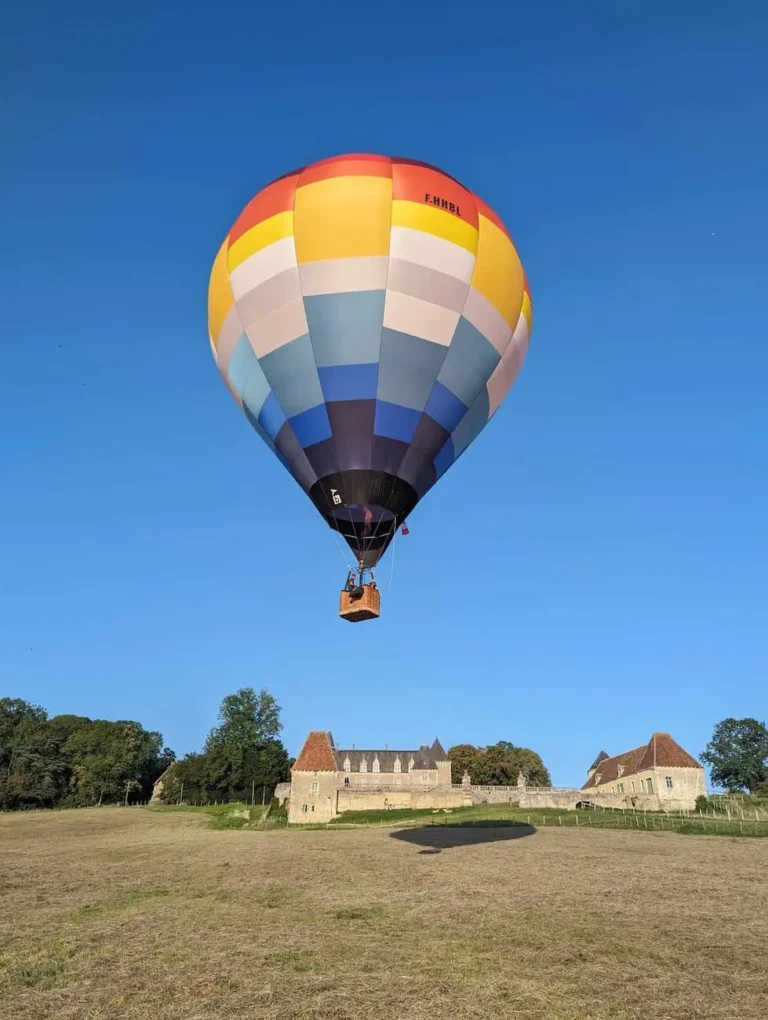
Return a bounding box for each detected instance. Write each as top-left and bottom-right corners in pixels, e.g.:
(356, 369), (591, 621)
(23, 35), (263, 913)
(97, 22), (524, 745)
(327, 802), (768, 837)
(1, 807), (766, 1019)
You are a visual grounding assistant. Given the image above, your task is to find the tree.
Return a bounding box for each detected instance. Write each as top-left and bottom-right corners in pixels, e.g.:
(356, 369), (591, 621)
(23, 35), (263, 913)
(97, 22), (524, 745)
(447, 744), (479, 784)
(701, 718), (768, 793)
(0, 698), (51, 809)
(64, 719), (170, 805)
(202, 688), (286, 802)
(205, 688), (282, 752)
(448, 741), (552, 787)
(0, 699), (173, 812)
(156, 754), (207, 804)
(244, 738), (292, 802)
(4, 726), (69, 808)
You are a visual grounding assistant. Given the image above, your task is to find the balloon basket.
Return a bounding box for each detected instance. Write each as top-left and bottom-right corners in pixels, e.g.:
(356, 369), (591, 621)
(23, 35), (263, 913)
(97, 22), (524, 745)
(339, 584), (380, 623)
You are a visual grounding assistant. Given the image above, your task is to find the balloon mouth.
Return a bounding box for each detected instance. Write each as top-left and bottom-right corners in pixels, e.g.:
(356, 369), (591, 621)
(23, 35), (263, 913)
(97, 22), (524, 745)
(331, 503), (396, 524)
(330, 503), (398, 568)
(309, 470), (418, 568)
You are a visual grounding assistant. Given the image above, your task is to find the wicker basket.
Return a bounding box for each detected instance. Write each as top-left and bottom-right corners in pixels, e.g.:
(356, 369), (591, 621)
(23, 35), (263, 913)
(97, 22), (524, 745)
(339, 584), (381, 623)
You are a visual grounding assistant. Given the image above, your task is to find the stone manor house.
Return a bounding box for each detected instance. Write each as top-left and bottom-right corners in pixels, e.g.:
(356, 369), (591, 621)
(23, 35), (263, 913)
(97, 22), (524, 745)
(280, 730), (706, 824)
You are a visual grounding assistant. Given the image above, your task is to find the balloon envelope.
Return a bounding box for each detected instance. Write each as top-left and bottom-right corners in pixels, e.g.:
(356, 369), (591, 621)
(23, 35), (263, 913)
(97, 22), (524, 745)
(208, 154), (532, 566)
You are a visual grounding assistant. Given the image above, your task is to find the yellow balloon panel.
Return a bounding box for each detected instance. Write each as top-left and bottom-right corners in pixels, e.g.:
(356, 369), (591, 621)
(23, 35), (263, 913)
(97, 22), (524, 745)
(293, 176), (393, 263)
(208, 239), (234, 348)
(470, 216), (524, 329)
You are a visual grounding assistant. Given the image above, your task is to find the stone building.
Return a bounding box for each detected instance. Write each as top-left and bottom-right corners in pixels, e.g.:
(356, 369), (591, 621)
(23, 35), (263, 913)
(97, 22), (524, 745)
(287, 731), (467, 824)
(581, 732), (705, 810)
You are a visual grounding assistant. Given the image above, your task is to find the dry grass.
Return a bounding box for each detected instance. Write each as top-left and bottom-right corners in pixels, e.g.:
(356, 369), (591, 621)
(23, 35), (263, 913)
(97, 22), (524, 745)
(0, 808), (766, 1020)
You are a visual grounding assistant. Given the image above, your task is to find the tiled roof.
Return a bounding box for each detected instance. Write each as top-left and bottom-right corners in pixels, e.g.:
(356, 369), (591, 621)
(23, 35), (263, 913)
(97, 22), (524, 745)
(638, 732), (702, 771)
(292, 735), (448, 774)
(581, 746), (647, 790)
(581, 733), (702, 790)
(292, 731), (340, 772)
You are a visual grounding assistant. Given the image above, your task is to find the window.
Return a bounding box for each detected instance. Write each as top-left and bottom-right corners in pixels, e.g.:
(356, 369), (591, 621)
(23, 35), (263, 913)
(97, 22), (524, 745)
(645, 778), (654, 793)
(360, 757), (368, 773)
(372, 756), (380, 773)
(408, 757), (415, 772)
(594, 773), (602, 785)
(311, 805), (315, 812)
(665, 776), (674, 789)
(420, 774), (428, 783)
(302, 804), (308, 813)
(311, 782), (318, 793)
(343, 757), (351, 773)
(344, 777), (350, 786)
(631, 781), (636, 792)
(617, 783), (624, 794)
(393, 757), (401, 773)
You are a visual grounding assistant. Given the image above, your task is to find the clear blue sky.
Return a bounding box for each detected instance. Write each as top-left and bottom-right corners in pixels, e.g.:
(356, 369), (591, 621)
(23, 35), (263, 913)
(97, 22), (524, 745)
(3, 1), (766, 787)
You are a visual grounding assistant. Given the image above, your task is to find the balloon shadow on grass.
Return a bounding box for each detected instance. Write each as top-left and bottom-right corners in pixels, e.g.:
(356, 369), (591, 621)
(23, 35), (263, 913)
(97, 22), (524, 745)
(390, 821), (536, 854)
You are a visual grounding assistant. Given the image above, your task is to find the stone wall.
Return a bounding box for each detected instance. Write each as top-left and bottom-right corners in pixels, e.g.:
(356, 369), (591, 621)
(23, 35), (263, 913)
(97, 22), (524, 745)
(274, 782), (291, 806)
(471, 785), (663, 811)
(470, 783), (702, 812)
(336, 785), (470, 815)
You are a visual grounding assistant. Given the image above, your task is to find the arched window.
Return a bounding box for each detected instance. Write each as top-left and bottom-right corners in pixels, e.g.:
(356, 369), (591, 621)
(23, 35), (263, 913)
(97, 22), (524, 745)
(343, 757), (351, 773)
(393, 757), (401, 774)
(372, 756), (380, 773)
(360, 757), (368, 773)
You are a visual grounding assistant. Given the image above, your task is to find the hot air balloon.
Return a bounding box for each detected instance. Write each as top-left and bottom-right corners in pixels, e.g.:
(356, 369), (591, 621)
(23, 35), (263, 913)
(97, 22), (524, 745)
(207, 154), (532, 621)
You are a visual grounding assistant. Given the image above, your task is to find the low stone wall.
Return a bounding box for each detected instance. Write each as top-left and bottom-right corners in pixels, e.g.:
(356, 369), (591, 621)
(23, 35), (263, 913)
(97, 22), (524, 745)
(337, 786), (470, 815)
(285, 778), (700, 823)
(470, 785), (664, 812)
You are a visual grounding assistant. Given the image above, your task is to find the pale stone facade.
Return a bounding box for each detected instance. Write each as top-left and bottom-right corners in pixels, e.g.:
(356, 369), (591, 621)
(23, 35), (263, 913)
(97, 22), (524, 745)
(286, 729), (706, 823)
(287, 731), (466, 824)
(580, 733), (705, 811)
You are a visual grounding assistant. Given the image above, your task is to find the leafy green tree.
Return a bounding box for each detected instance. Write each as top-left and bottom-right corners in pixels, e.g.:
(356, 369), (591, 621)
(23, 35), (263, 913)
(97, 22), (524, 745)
(447, 744), (480, 784)
(448, 741), (551, 788)
(64, 719), (168, 805)
(243, 738), (292, 803)
(701, 718), (768, 793)
(157, 754), (207, 804)
(0, 698), (51, 809)
(205, 688), (282, 752)
(4, 726), (69, 808)
(0, 700), (173, 811)
(201, 688), (287, 802)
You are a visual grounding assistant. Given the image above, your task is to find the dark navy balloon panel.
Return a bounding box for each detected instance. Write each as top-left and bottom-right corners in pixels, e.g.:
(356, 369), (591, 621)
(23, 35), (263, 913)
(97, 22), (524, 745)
(208, 154), (532, 566)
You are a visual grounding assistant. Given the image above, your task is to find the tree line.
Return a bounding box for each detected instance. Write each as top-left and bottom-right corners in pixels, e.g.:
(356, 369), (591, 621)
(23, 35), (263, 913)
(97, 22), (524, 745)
(0, 687), (294, 811)
(0, 698), (175, 810)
